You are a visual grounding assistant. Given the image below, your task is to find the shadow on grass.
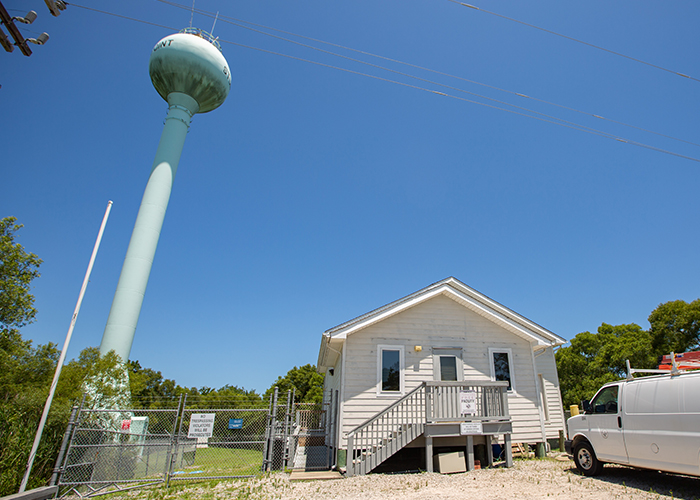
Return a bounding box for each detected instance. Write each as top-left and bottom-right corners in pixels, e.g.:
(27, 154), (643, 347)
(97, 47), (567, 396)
(566, 464), (700, 500)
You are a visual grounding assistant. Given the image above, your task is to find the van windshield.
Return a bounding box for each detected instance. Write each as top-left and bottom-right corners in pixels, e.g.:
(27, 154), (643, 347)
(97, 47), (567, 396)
(590, 385), (619, 414)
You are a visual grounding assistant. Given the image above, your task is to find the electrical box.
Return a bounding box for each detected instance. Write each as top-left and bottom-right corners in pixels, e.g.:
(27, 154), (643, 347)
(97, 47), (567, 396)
(433, 451), (466, 474)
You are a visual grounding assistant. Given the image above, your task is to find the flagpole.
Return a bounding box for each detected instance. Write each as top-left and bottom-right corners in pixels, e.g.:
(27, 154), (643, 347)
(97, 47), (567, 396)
(19, 201), (113, 493)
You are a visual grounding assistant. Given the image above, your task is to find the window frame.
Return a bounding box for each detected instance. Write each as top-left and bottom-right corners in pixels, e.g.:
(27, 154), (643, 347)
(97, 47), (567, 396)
(376, 345), (405, 396)
(488, 347), (516, 392)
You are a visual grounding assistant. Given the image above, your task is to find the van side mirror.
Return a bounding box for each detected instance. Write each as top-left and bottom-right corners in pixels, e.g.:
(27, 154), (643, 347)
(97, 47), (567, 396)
(582, 400), (592, 414)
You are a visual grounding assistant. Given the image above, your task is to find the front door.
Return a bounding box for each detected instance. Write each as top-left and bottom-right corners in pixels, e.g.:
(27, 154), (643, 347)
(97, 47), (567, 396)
(586, 385), (628, 464)
(431, 348), (464, 419)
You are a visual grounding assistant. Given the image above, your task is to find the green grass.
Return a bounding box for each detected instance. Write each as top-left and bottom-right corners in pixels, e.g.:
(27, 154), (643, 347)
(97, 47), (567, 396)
(169, 447), (264, 478)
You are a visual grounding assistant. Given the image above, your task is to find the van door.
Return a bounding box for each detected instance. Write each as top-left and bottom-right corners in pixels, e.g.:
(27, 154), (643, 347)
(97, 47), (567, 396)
(586, 385), (629, 464)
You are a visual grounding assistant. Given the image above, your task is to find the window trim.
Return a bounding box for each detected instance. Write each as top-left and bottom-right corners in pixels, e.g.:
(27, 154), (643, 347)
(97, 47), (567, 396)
(377, 345), (405, 396)
(488, 347), (516, 392)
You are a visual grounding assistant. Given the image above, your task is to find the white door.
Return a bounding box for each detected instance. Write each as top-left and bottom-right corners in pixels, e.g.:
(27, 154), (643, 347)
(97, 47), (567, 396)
(586, 385), (629, 464)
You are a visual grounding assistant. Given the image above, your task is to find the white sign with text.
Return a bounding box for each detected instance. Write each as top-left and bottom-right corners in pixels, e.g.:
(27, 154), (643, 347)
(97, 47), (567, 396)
(460, 389), (477, 415)
(188, 413), (215, 438)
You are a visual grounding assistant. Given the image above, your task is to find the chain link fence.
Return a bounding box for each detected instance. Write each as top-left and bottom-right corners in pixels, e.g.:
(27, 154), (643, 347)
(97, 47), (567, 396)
(58, 401), (181, 497)
(54, 390), (338, 497)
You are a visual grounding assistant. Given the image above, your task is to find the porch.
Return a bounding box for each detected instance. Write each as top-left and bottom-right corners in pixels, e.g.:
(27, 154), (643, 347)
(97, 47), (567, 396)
(346, 381), (513, 476)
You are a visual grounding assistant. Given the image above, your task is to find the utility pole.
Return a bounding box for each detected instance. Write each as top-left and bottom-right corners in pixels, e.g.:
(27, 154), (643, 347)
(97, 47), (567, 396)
(0, 1), (32, 55)
(0, 0), (57, 56)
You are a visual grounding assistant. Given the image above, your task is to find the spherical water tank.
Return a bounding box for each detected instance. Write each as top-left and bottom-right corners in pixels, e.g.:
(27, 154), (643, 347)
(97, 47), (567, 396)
(149, 29), (231, 113)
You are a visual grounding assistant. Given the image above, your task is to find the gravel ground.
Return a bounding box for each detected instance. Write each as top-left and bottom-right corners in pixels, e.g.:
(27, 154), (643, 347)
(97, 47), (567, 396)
(116, 457), (700, 500)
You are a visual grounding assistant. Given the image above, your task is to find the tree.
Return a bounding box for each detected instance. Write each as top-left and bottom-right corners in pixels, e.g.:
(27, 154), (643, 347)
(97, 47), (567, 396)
(649, 299), (700, 355)
(555, 323), (656, 408)
(1, 217), (42, 338)
(265, 364), (324, 403)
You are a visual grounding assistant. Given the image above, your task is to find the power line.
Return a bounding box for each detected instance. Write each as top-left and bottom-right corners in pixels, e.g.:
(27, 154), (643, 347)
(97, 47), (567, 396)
(217, 39), (700, 164)
(447, 0), (699, 83)
(67, 2), (700, 163)
(155, 0), (700, 150)
(67, 3), (177, 31)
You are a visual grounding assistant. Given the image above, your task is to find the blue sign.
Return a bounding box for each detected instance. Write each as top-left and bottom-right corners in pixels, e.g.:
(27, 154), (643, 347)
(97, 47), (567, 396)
(228, 418), (243, 429)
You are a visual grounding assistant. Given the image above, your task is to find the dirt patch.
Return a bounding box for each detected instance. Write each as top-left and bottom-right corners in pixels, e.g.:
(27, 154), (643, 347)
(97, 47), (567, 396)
(114, 457), (700, 500)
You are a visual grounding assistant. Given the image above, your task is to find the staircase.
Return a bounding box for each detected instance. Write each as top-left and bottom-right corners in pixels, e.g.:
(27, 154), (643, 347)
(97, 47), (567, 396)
(345, 381), (511, 476)
(346, 384), (426, 476)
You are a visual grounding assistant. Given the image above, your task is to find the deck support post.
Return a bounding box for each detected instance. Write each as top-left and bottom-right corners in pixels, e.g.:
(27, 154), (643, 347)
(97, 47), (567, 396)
(466, 435), (474, 471)
(485, 435), (493, 467)
(504, 433), (513, 467)
(425, 436), (433, 472)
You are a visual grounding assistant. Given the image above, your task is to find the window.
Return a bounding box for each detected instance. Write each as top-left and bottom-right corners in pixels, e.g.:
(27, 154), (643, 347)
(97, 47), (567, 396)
(590, 385), (619, 414)
(432, 348), (463, 382)
(377, 345), (404, 395)
(489, 348), (515, 391)
(439, 356), (458, 381)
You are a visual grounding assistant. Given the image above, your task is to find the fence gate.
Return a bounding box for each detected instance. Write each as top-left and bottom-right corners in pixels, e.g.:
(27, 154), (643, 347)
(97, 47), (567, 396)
(285, 390), (339, 471)
(57, 401), (181, 497)
(170, 406), (269, 483)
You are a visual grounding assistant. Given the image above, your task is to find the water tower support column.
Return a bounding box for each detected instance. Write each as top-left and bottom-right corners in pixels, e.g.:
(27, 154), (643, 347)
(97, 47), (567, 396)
(100, 92), (199, 360)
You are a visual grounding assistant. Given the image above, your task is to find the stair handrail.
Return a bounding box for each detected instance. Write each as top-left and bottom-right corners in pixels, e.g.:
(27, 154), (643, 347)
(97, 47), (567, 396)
(346, 383), (426, 476)
(346, 382), (426, 440)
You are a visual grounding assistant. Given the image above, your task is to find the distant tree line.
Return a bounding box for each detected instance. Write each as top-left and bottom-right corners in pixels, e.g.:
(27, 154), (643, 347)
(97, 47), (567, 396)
(556, 299), (700, 408)
(0, 216), (323, 495)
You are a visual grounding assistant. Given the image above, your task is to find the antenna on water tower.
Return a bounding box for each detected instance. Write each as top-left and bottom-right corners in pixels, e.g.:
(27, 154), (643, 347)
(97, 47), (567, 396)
(99, 28), (231, 362)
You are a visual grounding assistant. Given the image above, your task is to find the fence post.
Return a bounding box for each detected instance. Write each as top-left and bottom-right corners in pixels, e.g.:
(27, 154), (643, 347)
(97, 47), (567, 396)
(282, 390), (292, 469)
(53, 394), (86, 489)
(262, 392), (272, 472)
(326, 389), (334, 469)
(50, 404), (80, 486)
(166, 394), (185, 487)
(264, 387), (279, 472)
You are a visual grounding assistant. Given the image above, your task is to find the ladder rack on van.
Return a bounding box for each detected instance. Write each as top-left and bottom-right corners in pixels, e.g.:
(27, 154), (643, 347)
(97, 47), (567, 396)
(626, 352), (700, 380)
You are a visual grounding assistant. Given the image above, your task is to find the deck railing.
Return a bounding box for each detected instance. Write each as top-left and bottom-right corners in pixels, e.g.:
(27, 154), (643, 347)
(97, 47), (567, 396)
(426, 381), (510, 422)
(346, 381), (510, 476)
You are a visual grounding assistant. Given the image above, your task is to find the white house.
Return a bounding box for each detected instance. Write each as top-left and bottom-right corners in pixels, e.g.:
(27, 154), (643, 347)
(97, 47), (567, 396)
(316, 277), (567, 475)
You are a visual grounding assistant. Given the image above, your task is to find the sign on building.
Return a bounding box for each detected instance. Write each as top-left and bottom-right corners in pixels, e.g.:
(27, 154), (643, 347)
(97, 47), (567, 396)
(460, 389), (477, 415)
(460, 421), (483, 435)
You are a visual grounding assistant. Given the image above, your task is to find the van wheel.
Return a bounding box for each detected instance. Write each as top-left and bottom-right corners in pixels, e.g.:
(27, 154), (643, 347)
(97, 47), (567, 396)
(573, 442), (604, 476)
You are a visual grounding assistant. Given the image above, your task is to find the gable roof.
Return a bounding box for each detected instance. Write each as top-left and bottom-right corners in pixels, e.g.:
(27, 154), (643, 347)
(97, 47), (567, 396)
(318, 277), (565, 369)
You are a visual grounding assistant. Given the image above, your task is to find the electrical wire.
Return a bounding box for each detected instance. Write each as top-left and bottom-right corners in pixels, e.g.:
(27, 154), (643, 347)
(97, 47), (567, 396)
(156, 0), (700, 150)
(66, 2), (700, 163)
(67, 3), (177, 31)
(218, 39), (700, 164)
(447, 0), (699, 83)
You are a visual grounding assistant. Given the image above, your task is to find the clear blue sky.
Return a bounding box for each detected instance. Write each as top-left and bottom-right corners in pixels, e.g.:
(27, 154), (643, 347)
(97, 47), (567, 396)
(3, 0), (699, 394)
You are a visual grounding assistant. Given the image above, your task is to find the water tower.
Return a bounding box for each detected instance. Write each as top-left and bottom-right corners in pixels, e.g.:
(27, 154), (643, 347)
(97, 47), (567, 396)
(100, 28), (231, 361)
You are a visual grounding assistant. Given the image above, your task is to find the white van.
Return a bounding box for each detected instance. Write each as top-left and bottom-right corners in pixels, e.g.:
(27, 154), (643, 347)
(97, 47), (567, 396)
(565, 370), (700, 476)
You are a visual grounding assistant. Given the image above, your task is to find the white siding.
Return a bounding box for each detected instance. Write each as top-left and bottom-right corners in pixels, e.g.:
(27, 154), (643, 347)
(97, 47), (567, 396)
(339, 293), (546, 446)
(323, 354), (342, 396)
(535, 347), (566, 439)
